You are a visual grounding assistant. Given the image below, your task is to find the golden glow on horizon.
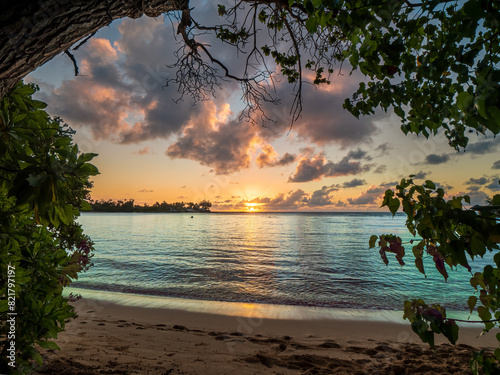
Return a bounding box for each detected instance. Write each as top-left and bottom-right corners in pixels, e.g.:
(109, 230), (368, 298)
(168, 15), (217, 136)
(245, 203), (262, 212)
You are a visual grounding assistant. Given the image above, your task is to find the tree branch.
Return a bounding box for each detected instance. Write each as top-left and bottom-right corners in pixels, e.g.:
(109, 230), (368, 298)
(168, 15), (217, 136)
(64, 50), (79, 76)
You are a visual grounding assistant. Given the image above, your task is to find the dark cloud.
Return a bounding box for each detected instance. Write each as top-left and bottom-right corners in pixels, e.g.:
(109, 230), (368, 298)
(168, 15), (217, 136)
(347, 187), (385, 205)
(465, 177), (488, 185)
(308, 185), (339, 206)
(466, 140), (499, 155)
(380, 181), (398, 188)
(435, 182), (454, 191)
(425, 154), (450, 165)
(341, 178), (366, 188)
(289, 151), (373, 183)
(138, 189), (154, 193)
(373, 165), (387, 174)
(334, 200), (346, 207)
(255, 69), (381, 147)
(277, 153), (297, 166)
(486, 179), (500, 191)
(288, 153), (329, 182)
(292, 82), (380, 148)
(493, 160), (500, 169)
(324, 156), (373, 177)
(375, 143), (392, 154)
(412, 171), (428, 179)
(347, 149), (371, 160)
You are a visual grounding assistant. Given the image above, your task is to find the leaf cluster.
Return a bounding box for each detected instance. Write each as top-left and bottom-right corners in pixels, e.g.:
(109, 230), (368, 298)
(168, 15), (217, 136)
(0, 82), (99, 373)
(186, 0), (499, 147)
(370, 177), (500, 373)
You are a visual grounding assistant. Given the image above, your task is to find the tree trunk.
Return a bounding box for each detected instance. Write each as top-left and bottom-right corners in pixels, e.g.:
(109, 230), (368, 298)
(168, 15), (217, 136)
(0, 0), (188, 99)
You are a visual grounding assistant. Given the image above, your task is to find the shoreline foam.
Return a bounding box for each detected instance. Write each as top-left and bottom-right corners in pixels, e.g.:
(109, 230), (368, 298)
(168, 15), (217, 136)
(64, 287), (482, 324)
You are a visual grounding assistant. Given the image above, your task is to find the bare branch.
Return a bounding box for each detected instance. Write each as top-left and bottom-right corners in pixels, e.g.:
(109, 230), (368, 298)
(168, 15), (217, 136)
(64, 50), (79, 76)
(166, 0), (349, 127)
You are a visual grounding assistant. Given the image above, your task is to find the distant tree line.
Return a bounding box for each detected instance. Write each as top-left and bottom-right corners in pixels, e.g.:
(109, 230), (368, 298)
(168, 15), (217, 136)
(88, 199), (211, 213)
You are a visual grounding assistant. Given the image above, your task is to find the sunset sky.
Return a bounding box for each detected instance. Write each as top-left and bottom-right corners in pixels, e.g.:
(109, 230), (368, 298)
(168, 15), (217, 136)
(27, 1), (500, 212)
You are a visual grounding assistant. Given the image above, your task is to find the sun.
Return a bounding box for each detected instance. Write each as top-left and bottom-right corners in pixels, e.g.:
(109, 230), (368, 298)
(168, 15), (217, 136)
(245, 203), (261, 212)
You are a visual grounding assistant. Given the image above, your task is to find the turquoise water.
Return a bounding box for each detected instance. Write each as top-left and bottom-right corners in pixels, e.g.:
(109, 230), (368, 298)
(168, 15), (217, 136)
(74, 211), (491, 311)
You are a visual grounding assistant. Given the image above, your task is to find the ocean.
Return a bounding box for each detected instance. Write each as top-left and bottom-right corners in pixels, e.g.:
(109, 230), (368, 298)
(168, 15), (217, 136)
(72, 211), (490, 314)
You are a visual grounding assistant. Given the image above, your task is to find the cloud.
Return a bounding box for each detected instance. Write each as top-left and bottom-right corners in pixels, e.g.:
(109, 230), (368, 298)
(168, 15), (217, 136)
(412, 171), (428, 179)
(308, 185), (339, 206)
(347, 149), (371, 160)
(290, 78), (380, 148)
(373, 165), (387, 174)
(347, 186), (385, 205)
(165, 102), (260, 175)
(341, 178), (366, 188)
(425, 154), (450, 165)
(35, 24), (200, 143)
(246, 189), (309, 210)
(380, 181), (398, 188)
(493, 161), (500, 169)
(463, 176), (500, 191)
(435, 182), (454, 191)
(375, 143), (392, 154)
(486, 178), (500, 191)
(289, 150), (373, 183)
(255, 145), (296, 168)
(288, 153), (329, 182)
(462, 189), (489, 206)
(138, 189), (154, 193)
(133, 146), (151, 155)
(465, 177), (488, 185)
(466, 140), (499, 155)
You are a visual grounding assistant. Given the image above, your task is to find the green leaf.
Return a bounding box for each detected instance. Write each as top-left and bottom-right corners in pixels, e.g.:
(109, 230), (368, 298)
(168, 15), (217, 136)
(77, 152), (98, 165)
(79, 163), (99, 176)
(491, 195), (500, 206)
(441, 321), (459, 345)
(478, 306), (492, 324)
(37, 340), (60, 350)
(468, 296), (478, 313)
(457, 91), (473, 111)
(494, 348), (500, 361)
(369, 235), (378, 248)
(424, 180), (436, 190)
(415, 257), (425, 275)
(32, 350), (43, 366)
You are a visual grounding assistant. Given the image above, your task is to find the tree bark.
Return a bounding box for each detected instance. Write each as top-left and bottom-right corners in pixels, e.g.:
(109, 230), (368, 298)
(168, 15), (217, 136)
(0, 0), (189, 99)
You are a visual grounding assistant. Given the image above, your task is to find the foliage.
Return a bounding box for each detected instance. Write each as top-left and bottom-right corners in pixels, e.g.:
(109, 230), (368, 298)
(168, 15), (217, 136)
(300, 0), (500, 149)
(89, 199), (212, 212)
(0, 82), (98, 374)
(369, 177), (500, 373)
(172, 0), (499, 144)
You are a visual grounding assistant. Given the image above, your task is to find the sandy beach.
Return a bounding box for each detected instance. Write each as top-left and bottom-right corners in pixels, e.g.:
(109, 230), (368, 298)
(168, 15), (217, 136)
(34, 295), (499, 375)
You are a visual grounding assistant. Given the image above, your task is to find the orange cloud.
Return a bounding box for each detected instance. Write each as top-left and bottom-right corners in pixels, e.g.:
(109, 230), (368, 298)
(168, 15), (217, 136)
(87, 38), (119, 62)
(256, 144), (296, 168)
(133, 146), (151, 155)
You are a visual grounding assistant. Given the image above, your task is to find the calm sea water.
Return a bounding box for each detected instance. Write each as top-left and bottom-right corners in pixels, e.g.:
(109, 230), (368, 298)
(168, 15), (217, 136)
(74, 212), (491, 311)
